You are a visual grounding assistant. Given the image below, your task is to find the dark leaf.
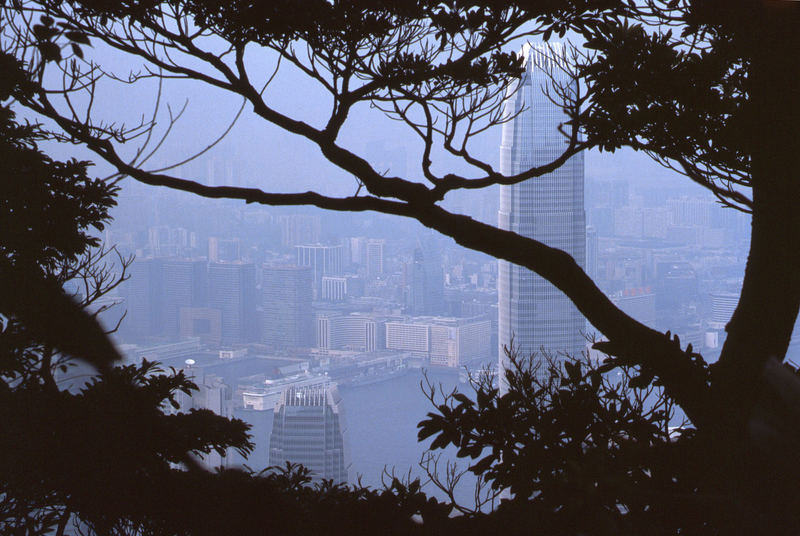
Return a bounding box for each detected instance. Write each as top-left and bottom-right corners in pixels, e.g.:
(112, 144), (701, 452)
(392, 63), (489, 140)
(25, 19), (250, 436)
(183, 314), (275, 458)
(38, 41), (62, 62)
(65, 30), (91, 45)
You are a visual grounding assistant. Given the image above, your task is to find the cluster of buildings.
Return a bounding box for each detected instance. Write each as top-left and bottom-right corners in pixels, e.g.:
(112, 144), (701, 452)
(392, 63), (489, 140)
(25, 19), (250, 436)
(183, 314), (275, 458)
(118, 242), (492, 371)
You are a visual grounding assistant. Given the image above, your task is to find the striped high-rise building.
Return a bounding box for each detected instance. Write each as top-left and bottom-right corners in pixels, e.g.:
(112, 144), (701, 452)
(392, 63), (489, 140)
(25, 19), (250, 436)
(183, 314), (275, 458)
(498, 42), (586, 374)
(208, 262), (257, 345)
(261, 265), (314, 349)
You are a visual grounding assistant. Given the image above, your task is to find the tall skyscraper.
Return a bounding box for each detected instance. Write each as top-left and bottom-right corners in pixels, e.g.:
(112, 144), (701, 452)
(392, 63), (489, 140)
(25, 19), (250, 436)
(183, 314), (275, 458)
(261, 265), (314, 349)
(498, 42), (586, 371)
(208, 262), (257, 345)
(268, 382), (348, 484)
(121, 257), (162, 341)
(409, 247), (445, 315)
(161, 259), (207, 339)
(365, 239), (385, 278)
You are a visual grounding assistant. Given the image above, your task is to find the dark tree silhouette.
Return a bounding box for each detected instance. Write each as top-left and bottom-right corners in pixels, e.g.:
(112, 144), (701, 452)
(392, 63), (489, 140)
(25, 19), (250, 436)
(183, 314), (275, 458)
(2, 0), (800, 533)
(420, 350), (701, 534)
(0, 81), (241, 533)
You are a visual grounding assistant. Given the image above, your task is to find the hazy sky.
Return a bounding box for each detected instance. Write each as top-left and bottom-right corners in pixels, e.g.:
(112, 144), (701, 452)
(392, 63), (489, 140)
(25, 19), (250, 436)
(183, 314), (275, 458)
(37, 37), (711, 205)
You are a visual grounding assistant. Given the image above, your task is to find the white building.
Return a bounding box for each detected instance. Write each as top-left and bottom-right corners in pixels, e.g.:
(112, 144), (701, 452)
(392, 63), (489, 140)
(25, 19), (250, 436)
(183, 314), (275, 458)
(321, 275), (347, 301)
(385, 320), (429, 354)
(385, 316), (492, 368)
(317, 313), (384, 352)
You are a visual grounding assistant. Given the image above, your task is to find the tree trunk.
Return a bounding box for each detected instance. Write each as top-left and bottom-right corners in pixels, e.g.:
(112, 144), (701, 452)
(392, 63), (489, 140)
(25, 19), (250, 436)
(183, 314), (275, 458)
(714, 2), (800, 425)
(708, 6), (800, 531)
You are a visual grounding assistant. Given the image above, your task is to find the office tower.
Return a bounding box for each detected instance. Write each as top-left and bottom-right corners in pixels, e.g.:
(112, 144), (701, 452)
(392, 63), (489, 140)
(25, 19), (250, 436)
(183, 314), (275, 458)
(207, 262), (257, 345)
(708, 291), (739, 330)
(278, 214), (321, 247)
(384, 321), (430, 354)
(148, 226), (171, 255)
(148, 226), (189, 257)
(349, 236), (367, 266)
(295, 244), (344, 299)
(365, 239), (385, 278)
(175, 369), (235, 470)
(161, 259), (207, 339)
(261, 265), (314, 349)
(498, 42), (586, 371)
(409, 250), (425, 313)
(179, 307), (222, 347)
(121, 257), (162, 341)
(429, 317), (492, 368)
(269, 382), (348, 484)
(409, 247), (445, 315)
(611, 288), (657, 328)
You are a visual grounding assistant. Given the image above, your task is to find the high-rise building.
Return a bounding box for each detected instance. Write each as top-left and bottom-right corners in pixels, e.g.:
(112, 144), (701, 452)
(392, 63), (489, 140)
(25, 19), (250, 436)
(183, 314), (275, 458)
(365, 239), (385, 278)
(179, 307), (222, 346)
(121, 257), (162, 340)
(655, 261), (699, 329)
(321, 275), (347, 302)
(208, 237), (241, 263)
(161, 259), (207, 339)
(261, 265), (314, 349)
(709, 291), (739, 330)
(348, 237), (367, 266)
(409, 248), (445, 315)
(268, 382), (348, 484)
(175, 368), (235, 470)
(498, 42), (586, 371)
(278, 214), (321, 247)
(207, 262), (257, 345)
(295, 244), (344, 299)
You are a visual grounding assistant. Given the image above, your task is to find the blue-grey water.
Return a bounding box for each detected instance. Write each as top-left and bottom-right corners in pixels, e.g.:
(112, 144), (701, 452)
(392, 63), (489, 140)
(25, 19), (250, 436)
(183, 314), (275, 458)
(342, 368), (482, 508)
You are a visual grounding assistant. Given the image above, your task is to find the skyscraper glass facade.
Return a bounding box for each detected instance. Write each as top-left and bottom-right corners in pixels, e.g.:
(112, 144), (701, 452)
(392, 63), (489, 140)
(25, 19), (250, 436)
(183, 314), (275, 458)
(498, 42), (586, 372)
(268, 382), (348, 484)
